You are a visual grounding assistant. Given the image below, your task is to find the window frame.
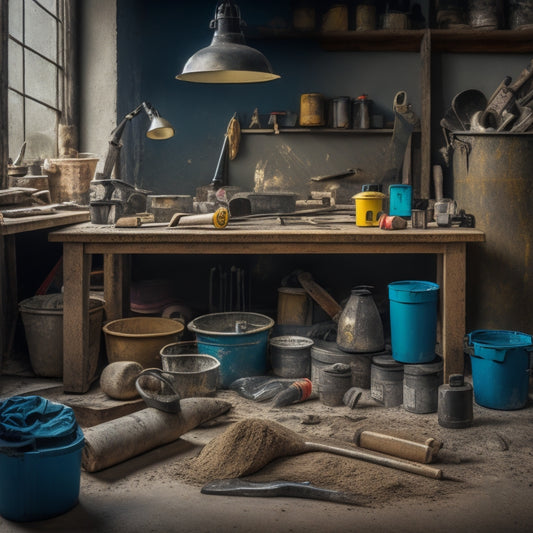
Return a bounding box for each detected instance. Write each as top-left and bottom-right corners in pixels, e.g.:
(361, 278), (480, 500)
(1, 0), (78, 187)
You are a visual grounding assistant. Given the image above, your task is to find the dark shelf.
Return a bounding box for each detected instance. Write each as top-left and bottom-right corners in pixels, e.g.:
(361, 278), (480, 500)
(250, 28), (533, 54)
(241, 128), (395, 134)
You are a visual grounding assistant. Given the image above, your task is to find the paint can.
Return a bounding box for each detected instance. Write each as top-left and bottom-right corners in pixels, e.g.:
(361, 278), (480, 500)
(299, 93), (325, 127)
(352, 95), (371, 129)
(330, 97), (351, 129)
(403, 359), (443, 414)
(311, 340), (373, 391)
(438, 374), (473, 428)
(356, 3), (377, 31)
(277, 287), (312, 326)
(319, 363), (352, 406)
(269, 335), (314, 378)
(371, 354), (403, 407)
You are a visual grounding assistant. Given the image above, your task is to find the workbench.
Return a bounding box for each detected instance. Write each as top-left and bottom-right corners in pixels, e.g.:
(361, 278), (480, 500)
(49, 222), (485, 393)
(0, 211), (91, 372)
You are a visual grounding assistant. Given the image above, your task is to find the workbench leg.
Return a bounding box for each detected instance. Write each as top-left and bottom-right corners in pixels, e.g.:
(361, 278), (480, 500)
(63, 243), (92, 393)
(0, 235), (6, 371)
(104, 254), (130, 321)
(439, 243), (466, 382)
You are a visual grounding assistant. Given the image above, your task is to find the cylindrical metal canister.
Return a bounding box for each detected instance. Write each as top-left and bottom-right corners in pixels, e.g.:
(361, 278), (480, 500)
(300, 93), (325, 126)
(403, 359), (443, 414)
(277, 287), (312, 326)
(330, 97), (351, 128)
(438, 374), (473, 428)
(452, 132), (533, 333)
(371, 355), (403, 407)
(319, 363), (352, 406)
(269, 335), (314, 378)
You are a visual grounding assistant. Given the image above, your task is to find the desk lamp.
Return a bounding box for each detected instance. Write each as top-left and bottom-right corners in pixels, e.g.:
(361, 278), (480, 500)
(95, 102), (174, 181)
(176, 0), (280, 83)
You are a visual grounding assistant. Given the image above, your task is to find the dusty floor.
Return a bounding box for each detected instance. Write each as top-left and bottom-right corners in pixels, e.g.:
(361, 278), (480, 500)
(1, 375), (533, 533)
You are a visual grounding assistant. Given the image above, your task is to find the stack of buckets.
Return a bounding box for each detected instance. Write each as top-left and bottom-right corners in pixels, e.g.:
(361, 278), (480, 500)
(388, 280), (532, 414)
(385, 280), (442, 413)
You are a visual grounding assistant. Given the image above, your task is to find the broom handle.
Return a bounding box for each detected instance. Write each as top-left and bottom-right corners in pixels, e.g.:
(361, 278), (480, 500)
(304, 441), (443, 480)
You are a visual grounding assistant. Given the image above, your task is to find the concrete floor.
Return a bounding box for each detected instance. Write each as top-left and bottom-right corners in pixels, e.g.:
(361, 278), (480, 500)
(1, 375), (533, 533)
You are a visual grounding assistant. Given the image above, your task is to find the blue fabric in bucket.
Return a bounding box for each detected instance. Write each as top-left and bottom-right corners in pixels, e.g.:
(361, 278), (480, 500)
(0, 396), (78, 451)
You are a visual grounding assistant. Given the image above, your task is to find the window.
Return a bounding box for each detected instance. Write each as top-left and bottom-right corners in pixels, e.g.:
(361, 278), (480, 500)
(7, 0), (65, 162)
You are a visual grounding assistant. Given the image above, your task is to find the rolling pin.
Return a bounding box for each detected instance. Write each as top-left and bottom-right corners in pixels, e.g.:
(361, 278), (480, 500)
(353, 429), (442, 464)
(169, 207), (229, 229)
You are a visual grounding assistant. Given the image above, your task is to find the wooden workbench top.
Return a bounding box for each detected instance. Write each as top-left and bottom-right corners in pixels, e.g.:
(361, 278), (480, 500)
(1, 210), (90, 236)
(49, 222), (485, 253)
(49, 220), (485, 246)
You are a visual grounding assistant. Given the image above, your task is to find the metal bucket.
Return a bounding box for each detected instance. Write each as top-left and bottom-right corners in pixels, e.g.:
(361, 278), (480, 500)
(19, 294), (104, 378)
(187, 312), (275, 388)
(452, 132), (533, 333)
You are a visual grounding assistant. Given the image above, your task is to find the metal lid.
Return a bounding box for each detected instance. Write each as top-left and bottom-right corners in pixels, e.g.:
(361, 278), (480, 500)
(403, 359), (443, 376)
(270, 336), (314, 350)
(371, 354), (403, 369)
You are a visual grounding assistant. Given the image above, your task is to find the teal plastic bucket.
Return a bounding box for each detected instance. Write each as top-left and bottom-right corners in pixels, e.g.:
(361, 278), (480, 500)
(0, 426), (84, 522)
(388, 184), (412, 217)
(388, 280), (439, 364)
(188, 312), (274, 388)
(466, 330), (532, 410)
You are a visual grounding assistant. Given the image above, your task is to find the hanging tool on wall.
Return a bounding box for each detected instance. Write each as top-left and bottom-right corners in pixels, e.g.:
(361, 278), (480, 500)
(383, 91), (419, 183)
(211, 114), (241, 190)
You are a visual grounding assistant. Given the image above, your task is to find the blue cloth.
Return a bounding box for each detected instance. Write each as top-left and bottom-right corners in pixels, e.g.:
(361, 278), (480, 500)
(0, 396), (78, 449)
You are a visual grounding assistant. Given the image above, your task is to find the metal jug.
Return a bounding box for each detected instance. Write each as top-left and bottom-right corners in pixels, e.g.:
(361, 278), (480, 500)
(336, 286), (385, 353)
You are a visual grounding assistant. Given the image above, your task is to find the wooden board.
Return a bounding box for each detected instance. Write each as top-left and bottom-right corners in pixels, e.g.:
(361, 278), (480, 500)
(21, 385), (145, 427)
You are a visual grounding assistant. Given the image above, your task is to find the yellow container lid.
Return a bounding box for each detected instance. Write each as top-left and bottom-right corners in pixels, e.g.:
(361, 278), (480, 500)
(353, 191), (386, 200)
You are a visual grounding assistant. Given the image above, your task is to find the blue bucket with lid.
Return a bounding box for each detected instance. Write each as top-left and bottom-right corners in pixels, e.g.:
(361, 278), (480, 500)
(388, 280), (439, 364)
(0, 396), (84, 522)
(465, 330), (532, 410)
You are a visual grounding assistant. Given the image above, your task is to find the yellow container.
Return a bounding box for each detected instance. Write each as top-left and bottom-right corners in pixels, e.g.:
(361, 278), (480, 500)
(353, 191), (385, 227)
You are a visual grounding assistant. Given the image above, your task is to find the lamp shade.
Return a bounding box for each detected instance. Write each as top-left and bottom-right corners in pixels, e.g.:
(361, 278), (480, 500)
(177, 1), (279, 84)
(147, 116), (175, 140)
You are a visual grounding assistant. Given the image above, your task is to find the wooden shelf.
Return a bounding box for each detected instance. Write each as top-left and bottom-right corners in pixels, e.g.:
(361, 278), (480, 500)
(251, 28), (533, 54)
(241, 128), (395, 134)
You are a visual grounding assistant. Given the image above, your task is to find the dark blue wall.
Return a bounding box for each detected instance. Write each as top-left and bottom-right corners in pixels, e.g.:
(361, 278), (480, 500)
(117, 1), (423, 196)
(117, 1), (530, 199)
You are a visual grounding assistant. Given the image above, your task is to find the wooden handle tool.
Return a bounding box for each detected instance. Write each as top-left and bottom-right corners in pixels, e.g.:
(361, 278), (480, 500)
(353, 429), (443, 464)
(168, 207), (229, 229)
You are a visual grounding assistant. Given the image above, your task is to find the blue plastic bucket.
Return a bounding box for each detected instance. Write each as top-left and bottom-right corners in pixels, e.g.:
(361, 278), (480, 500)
(188, 312), (274, 387)
(466, 329), (532, 410)
(388, 184), (412, 217)
(0, 427), (84, 522)
(388, 280), (440, 363)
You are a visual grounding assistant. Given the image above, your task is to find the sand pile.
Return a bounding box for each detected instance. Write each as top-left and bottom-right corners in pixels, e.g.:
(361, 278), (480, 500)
(186, 418), (306, 482)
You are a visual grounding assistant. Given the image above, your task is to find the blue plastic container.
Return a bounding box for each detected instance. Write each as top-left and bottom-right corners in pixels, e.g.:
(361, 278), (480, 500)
(388, 184), (412, 217)
(0, 427), (84, 522)
(466, 330), (532, 410)
(188, 312), (275, 387)
(388, 280), (440, 364)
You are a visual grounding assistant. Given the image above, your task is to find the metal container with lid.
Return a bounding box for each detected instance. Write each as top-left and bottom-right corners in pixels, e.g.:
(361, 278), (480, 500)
(311, 339), (374, 391)
(371, 354), (404, 407)
(438, 374), (473, 428)
(353, 191), (385, 227)
(403, 358), (443, 414)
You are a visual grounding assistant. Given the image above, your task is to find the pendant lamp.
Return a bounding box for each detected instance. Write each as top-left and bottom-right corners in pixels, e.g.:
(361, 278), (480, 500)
(177, 1), (280, 83)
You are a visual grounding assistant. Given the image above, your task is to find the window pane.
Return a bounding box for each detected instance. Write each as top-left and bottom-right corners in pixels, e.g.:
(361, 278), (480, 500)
(8, 91), (25, 161)
(25, 49), (57, 108)
(25, 99), (58, 159)
(8, 0), (23, 41)
(37, 0), (58, 16)
(8, 41), (24, 92)
(25, 0), (57, 62)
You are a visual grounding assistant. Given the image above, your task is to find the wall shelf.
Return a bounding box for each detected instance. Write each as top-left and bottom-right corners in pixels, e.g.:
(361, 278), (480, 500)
(241, 128), (395, 134)
(252, 28), (533, 54)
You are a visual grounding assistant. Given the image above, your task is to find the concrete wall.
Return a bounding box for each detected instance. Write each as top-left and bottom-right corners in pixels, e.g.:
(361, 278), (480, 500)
(79, 0), (117, 173)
